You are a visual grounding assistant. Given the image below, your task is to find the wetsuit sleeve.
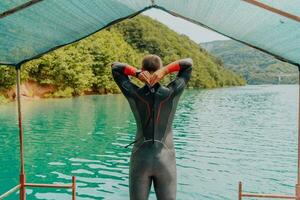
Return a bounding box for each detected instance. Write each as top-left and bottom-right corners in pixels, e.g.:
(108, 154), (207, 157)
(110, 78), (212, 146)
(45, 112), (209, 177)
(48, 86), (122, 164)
(111, 62), (139, 97)
(166, 58), (193, 95)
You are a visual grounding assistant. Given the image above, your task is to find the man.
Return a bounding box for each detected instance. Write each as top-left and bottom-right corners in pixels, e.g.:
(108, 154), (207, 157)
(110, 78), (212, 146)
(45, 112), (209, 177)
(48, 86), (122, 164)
(111, 55), (192, 200)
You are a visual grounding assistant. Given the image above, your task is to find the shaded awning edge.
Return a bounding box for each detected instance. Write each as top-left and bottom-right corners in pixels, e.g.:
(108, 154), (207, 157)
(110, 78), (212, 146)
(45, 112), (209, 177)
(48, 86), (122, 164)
(1, 2), (299, 68)
(153, 5), (300, 68)
(0, 6), (154, 67)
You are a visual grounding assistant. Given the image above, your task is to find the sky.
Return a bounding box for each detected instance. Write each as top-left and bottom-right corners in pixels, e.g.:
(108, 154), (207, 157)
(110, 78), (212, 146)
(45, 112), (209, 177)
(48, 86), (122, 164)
(143, 8), (229, 44)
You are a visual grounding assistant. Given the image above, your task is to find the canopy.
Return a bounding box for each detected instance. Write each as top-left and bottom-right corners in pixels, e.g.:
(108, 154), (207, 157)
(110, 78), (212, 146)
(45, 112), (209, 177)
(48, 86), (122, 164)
(0, 0), (299, 67)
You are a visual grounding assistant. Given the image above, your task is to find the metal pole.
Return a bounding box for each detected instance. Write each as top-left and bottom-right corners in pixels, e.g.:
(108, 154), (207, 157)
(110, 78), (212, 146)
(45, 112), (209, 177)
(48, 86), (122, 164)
(16, 65), (26, 200)
(239, 182), (242, 200)
(72, 176), (76, 200)
(296, 65), (300, 200)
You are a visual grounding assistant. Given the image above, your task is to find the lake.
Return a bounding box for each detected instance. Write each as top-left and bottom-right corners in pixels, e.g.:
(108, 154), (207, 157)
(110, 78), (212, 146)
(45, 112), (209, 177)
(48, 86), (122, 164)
(0, 85), (298, 200)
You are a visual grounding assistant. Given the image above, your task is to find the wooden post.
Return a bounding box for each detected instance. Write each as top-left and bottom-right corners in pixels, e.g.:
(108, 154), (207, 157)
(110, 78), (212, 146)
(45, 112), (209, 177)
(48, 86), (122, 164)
(16, 64), (26, 200)
(239, 181), (242, 200)
(72, 176), (76, 200)
(296, 65), (300, 200)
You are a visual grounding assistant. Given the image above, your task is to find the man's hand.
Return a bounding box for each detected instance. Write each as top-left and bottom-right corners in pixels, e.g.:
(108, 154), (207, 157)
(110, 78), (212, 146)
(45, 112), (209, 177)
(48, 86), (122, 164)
(138, 71), (152, 85)
(149, 68), (168, 86)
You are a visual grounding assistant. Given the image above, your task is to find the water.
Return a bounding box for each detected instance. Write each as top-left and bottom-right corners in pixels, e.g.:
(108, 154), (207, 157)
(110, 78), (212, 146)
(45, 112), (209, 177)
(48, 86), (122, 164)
(0, 85), (298, 200)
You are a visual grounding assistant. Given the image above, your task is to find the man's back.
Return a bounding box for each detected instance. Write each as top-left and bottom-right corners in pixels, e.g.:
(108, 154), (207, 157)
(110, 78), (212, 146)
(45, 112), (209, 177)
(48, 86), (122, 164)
(111, 57), (192, 200)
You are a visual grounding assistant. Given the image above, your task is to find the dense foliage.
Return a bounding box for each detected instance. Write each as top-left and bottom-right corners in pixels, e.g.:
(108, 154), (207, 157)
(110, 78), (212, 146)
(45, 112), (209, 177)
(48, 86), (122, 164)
(0, 66), (16, 90)
(202, 40), (298, 84)
(23, 30), (142, 97)
(0, 15), (245, 103)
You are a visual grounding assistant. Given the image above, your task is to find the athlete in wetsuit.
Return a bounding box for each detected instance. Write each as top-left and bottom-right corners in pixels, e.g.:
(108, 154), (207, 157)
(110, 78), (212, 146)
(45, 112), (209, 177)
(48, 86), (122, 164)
(111, 55), (192, 200)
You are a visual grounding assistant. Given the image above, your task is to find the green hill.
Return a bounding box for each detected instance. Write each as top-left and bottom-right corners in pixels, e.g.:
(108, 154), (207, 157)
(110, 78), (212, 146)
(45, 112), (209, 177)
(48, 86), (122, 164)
(111, 16), (245, 88)
(201, 40), (298, 84)
(0, 15), (245, 103)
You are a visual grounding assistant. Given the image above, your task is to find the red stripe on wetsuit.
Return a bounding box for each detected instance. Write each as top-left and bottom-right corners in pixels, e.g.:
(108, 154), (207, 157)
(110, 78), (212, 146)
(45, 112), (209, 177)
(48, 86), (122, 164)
(165, 61), (180, 73)
(124, 65), (137, 76)
(124, 62), (180, 75)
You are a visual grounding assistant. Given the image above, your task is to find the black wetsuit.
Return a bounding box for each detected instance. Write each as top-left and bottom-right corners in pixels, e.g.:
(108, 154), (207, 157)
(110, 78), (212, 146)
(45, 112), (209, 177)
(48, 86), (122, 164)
(112, 59), (192, 200)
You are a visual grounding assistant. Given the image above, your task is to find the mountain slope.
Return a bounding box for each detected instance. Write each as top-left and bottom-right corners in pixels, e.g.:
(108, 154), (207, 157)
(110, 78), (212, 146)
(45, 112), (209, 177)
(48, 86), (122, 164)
(111, 15), (245, 88)
(201, 40), (298, 84)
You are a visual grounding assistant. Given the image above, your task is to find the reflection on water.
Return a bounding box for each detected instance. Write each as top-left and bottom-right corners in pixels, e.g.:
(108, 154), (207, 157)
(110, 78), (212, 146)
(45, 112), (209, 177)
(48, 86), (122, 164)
(0, 85), (298, 199)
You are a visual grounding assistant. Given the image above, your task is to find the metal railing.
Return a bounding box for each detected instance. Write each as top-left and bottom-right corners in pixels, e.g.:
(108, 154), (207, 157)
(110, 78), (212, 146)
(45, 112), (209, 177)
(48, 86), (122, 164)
(238, 182), (297, 200)
(237, 67), (300, 200)
(0, 176), (76, 200)
(0, 66), (77, 200)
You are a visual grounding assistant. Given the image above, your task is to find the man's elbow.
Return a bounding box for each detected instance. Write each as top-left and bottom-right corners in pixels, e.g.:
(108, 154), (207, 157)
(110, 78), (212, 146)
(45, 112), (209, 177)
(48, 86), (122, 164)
(111, 62), (122, 69)
(179, 58), (193, 69)
(185, 58), (193, 66)
(111, 62), (126, 75)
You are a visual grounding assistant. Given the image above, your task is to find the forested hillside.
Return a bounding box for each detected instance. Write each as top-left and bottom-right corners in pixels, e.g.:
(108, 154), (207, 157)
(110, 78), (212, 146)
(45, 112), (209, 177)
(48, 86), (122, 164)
(201, 40), (298, 84)
(0, 15), (245, 104)
(111, 16), (245, 88)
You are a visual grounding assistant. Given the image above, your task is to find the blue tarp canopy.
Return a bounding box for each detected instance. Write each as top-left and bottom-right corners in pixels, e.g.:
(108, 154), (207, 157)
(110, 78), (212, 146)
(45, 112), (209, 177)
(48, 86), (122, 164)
(0, 0), (299, 66)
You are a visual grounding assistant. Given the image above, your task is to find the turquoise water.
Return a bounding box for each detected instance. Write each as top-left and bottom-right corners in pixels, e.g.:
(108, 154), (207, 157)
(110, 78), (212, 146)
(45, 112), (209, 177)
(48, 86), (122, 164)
(0, 85), (298, 200)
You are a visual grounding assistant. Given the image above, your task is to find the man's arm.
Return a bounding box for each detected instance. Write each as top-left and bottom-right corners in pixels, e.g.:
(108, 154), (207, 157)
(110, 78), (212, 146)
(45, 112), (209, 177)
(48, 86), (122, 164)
(166, 58), (193, 94)
(111, 62), (139, 97)
(166, 58), (193, 82)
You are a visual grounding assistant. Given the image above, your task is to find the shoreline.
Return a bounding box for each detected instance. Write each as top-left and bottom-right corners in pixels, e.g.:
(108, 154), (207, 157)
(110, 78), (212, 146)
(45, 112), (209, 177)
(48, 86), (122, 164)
(1, 84), (298, 106)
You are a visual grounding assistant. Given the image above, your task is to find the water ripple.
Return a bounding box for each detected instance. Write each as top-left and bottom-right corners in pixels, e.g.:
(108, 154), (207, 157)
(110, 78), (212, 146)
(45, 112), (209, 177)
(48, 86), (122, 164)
(0, 85), (298, 199)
